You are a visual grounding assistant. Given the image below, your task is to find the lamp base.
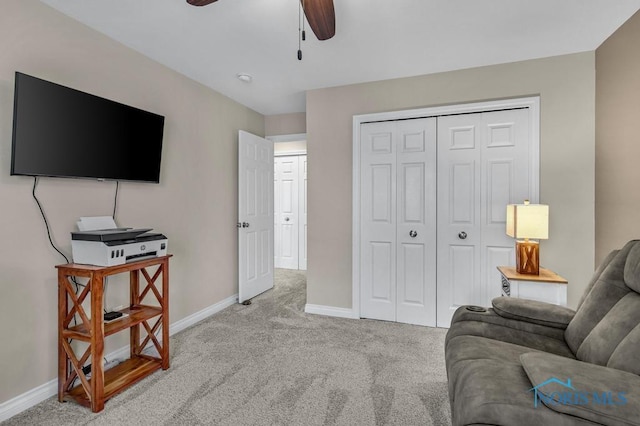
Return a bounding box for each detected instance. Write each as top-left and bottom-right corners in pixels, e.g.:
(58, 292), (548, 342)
(515, 240), (540, 275)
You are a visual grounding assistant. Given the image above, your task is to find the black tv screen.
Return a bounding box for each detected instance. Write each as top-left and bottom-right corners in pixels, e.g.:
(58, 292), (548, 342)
(11, 72), (164, 183)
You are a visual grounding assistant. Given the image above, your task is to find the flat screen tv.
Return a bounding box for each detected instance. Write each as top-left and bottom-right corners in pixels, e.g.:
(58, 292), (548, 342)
(11, 72), (165, 183)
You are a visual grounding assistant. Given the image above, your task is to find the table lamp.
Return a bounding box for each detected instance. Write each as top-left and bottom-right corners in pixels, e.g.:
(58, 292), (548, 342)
(506, 200), (549, 275)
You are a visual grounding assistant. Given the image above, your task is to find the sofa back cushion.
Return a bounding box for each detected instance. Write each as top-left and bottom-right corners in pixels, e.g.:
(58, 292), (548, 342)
(565, 241), (640, 367)
(576, 249), (619, 310)
(576, 292), (640, 368)
(624, 243), (640, 292)
(607, 322), (640, 375)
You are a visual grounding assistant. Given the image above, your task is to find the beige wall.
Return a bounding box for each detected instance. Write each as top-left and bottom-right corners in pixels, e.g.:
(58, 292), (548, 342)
(595, 11), (640, 264)
(265, 112), (306, 136)
(307, 53), (596, 311)
(0, 0), (263, 403)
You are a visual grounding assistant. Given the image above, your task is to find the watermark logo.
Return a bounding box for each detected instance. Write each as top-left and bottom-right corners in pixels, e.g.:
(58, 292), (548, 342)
(529, 377), (627, 408)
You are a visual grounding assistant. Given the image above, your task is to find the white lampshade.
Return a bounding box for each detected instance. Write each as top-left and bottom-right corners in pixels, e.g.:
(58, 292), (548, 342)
(506, 201), (549, 240)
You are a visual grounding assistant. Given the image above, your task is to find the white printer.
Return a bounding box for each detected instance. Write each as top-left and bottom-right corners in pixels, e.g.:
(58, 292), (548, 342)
(71, 217), (168, 267)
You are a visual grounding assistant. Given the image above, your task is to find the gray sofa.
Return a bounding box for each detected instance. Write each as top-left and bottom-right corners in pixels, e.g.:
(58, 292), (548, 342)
(445, 240), (640, 426)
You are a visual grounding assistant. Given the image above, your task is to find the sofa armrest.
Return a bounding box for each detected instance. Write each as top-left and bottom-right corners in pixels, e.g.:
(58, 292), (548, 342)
(492, 296), (575, 329)
(521, 352), (640, 426)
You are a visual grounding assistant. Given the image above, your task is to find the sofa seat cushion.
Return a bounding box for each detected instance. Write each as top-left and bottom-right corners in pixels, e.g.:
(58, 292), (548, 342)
(521, 352), (640, 426)
(446, 336), (592, 426)
(492, 297), (575, 329)
(447, 308), (575, 358)
(446, 336), (570, 407)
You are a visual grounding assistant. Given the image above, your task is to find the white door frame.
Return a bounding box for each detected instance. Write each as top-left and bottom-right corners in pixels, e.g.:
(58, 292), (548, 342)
(268, 133), (307, 144)
(352, 97), (540, 320)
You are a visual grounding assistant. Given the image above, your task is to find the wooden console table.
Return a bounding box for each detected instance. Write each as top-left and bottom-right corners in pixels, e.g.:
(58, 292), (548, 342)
(56, 255), (171, 412)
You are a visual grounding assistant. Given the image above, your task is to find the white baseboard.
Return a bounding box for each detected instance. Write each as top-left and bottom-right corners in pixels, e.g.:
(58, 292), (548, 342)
(0, 380), (58, 423)
(169, 294), (237, 335)
(304, 303), (359, 319)
(0, 293), (238, 423)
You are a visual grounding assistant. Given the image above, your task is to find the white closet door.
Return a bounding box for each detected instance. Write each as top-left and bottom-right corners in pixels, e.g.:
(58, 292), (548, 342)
(360, 118), (437, 326)
(298, 155), (308, 270)
(360, 122), (397, 322)
(274, 156), (299, 269)
(436, 109), (530, 327)
(396, 119), (437, 326)
(481, 110), (531, 301)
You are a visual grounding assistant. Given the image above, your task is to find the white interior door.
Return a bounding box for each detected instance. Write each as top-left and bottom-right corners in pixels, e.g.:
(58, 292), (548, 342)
(238, 131), (274, 303)
(396, 119), (437, 326)
(274, 156), (299, 269)
(360, 118), (437, 326)
(298, 155), (308, 270)
(436, 109), (531, 326)
(360, 122), (397, 322)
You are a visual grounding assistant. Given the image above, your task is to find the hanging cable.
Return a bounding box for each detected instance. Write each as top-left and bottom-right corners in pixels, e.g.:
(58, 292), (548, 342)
(33, 177), (71, 264)
(32, 177), (85, 291)
(112, 181), (119, 222)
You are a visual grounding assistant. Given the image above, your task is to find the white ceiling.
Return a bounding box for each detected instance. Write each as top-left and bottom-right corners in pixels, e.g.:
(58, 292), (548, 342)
(39, 0), (640, 115)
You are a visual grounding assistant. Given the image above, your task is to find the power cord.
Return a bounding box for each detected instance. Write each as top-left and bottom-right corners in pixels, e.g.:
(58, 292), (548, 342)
(32, 177), (70, 264)
(112, 181), (119, 221)
(104, 277), (109, 313)
(108, 181), (118, 313)
(33, 178), (119, 389)
(32, 176), (84, 331)
(32, 177), (85, 286)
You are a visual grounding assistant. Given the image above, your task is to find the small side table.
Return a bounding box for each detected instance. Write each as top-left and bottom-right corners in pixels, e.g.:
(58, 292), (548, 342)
(497, 266), (568, 306)
(56, 255), (171, 412)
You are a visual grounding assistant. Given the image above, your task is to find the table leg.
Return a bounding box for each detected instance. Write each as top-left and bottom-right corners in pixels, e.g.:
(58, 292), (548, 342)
(130, 270), (140, 357)
(57, 271), (68, 402)
(161, 260), (170, 369)
(90, 272), (105, 412)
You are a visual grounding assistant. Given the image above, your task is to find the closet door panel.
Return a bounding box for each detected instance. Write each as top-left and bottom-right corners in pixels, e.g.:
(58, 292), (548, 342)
(480, 109), (530, 302)
(360, 123), (396, 321)
(437, 115), (482, 327)
(437, 109), (531, 327)
(396, 118), (437, 326)
(274, 157), (299, 269)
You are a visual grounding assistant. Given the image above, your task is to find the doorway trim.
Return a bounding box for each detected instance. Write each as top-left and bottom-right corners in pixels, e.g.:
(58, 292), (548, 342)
(268, 133), (307, 143)
(352, 96), (540, 320)
(275, 150), (306, 157)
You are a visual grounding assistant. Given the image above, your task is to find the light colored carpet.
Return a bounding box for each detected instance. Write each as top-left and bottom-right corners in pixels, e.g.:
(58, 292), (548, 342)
(6, 269), (451, 425)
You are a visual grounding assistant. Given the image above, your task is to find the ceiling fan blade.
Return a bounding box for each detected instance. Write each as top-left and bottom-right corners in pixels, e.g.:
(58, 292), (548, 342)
(302, 0), (335, 41)
(186, 0), (218, 6)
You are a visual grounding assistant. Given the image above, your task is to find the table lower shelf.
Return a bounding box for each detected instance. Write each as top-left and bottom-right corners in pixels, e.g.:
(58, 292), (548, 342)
(63, 305), (162, 341)
(64, 356), (162, 407)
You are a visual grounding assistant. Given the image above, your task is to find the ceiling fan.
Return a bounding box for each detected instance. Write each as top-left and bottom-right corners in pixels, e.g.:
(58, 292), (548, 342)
(186, 0), (335, 41)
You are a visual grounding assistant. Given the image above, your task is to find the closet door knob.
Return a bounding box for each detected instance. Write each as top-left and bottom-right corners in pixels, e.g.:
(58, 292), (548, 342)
(458, 231), (467, 240)
(284, 217), (290, 222)
(409, 230), (417, 238)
